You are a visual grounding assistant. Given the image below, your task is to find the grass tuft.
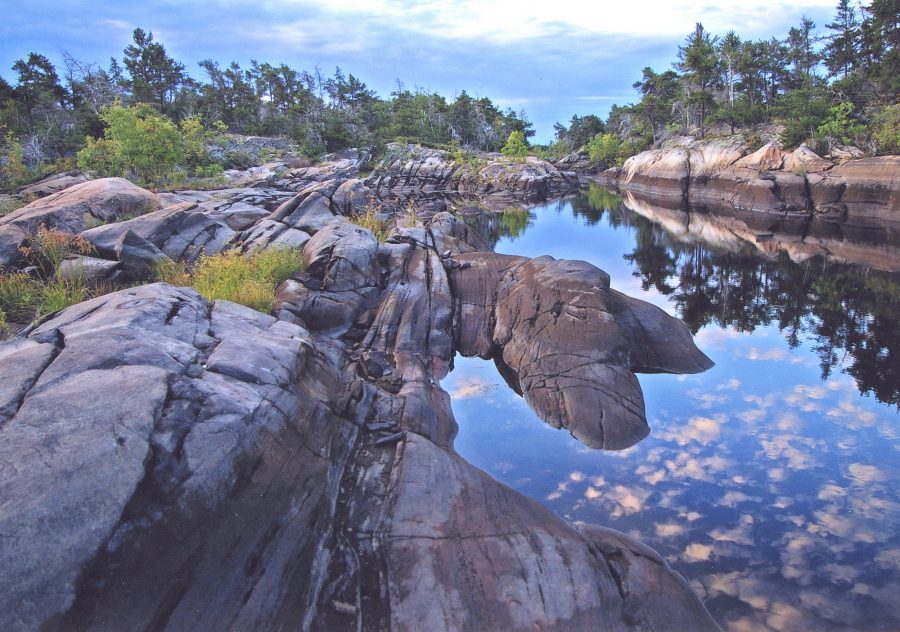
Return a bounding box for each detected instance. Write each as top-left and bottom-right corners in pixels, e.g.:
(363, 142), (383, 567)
(350, 200), (389, 242)
(168, 246), (303, 313)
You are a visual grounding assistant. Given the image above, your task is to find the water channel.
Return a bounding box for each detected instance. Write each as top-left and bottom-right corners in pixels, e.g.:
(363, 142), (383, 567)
(444, 186), (900, 632)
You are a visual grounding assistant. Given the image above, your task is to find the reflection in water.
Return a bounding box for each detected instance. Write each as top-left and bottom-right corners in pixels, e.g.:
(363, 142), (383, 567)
(569, 187), (900, 406)
(447, 188), (900, 632)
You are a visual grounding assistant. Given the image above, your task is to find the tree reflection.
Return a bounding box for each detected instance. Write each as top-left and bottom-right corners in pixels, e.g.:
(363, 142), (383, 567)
(571, 186), (900, 405)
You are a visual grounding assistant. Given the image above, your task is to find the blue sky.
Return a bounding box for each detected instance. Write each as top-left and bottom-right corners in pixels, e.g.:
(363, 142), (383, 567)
(2, 0), (837, 142)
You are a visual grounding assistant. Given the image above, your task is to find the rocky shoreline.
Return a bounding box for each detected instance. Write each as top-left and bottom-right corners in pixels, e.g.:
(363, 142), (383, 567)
(0, 145), (720, 631)
(596, 137), (899, 246)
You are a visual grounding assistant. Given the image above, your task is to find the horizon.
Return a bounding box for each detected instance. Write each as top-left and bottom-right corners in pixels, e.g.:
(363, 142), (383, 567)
(2, 0), (838, 143)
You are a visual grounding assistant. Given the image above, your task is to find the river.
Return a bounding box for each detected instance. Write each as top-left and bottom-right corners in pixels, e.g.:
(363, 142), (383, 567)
(444, 186), (900, 632)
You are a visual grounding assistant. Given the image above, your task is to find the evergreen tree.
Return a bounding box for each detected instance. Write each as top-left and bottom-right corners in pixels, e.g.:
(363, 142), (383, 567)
(823, 0), (860, 77)
(676, 23), (719, 138)
(122, 28), (187, 117)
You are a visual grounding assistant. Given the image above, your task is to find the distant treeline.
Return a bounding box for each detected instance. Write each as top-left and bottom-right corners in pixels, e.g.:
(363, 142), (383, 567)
(0, 27), (534, 179)
(552, 0), (899, 163)
(0, 0), (897, 189)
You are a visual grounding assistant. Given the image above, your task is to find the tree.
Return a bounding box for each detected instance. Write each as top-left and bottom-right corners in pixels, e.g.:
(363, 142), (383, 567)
(122, 28), (187, 116)
(676, 23), (719, 138)
(633, 68), (679, 144)
(718, 31), (742, 107)
(823, 0), (860, 78)
(786, 17), (819, 88)
(500, 130), (529, 158)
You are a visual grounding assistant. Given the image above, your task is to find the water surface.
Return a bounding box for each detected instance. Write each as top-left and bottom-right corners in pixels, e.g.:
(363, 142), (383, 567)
(445, 188), (900, 632)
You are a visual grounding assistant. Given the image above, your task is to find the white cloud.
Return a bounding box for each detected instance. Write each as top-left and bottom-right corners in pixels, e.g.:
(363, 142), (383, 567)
(253, 0), (835, 43)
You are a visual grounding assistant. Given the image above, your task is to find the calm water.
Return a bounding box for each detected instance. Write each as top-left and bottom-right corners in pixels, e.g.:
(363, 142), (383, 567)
(444, 187), (900, 632)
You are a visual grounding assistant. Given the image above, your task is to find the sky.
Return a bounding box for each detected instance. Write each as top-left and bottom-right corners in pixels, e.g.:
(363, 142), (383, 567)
(444, 195), (900, 631)
(1, 0), (838, 142)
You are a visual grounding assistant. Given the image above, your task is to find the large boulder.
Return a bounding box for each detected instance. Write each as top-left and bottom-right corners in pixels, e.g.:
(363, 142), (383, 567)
(0, 178), (157, 268)
(448, 252), (713, 449)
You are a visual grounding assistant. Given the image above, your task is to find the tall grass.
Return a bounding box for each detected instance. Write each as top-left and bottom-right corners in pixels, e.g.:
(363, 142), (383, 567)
(350, 201), (389, 242)
(163, 246), (303, 313)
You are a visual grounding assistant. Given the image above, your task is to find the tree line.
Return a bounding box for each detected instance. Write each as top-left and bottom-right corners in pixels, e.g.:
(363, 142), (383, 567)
(552, 0), (898, 162)
(0, 27), (534, 188)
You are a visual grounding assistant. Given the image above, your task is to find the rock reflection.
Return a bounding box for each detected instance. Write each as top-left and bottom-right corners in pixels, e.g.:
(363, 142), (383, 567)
(569, 185), (900, 405)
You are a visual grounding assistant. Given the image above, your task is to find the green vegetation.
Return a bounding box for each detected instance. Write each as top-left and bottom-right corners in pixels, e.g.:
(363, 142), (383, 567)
(350, 201), (389, 242)
(500, 130), (529, 160)
(76, 102), (224, 188)
(586, 133), (621, 166)
(0, 226), (97, 326)
(1, 28), (534, 192)
(159, 247), (303, 313)
(549, 0), (899, 159)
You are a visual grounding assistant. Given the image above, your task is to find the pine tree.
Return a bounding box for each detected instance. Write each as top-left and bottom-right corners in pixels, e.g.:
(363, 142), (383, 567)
(676, 23), (719, 138)
(823, 0), (860, 78)
(122, 28), (186, 117)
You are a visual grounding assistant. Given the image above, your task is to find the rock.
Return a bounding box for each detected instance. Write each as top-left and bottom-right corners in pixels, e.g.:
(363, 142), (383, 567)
(365, 143), (577, 207)
(807, 156), (900, 225)
(609, 137), (898, 230)
(621, 147), (691, 202)
(16, 171), (90, 198)
(57, 256), (121, 286)
(733, 142), (785, 171)
(0, 150), (720, 631)
(0, 178), (157, 269)
(449, 252), (713, 449)
(113, 229), (170, 280)
(783, 144), (834, 174)
(272, 219), (381, 336)
(81, 201), (236, 261)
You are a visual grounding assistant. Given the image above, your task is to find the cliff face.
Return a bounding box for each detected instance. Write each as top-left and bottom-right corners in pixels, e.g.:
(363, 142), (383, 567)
(605, 137), (899, 233)
(0, 148), (720, 630)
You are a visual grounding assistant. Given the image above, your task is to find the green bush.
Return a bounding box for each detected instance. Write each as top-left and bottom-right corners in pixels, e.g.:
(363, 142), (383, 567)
(40, 273), (87, 315)
(350, 200), (389, 242)
(18, 225), (94, 279)
(77, 103), (187, 188)
(871, 105), (900, 155)
(500, 130), (529, 160)
(0, 271), (41, 321)
(816, 102), (865, 153)
(586, 133), (621, 166)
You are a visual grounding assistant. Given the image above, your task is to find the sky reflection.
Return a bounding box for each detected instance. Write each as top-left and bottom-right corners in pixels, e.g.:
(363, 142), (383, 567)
(446, 193), (900, 631)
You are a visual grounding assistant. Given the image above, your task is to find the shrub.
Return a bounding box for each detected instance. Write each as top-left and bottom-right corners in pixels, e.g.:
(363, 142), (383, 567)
(1, 134), (36, 192)
(0, 195), (26, 217)
(871, 104), (900, 155)
(815, 102), (865, 154)
(155, 258), (192, 286)
(0, 271), (41, 321)
(39, 273), (87, 315)
(500, 130), (529, 160)
(18, 225), (93, 279)
(77, 102), (191, 188)
(586, 133), (621, 166)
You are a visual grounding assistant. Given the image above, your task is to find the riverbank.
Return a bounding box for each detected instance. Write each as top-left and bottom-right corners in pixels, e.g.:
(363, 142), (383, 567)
(0, 145), (720, 630)
(595, 136), (899, 235)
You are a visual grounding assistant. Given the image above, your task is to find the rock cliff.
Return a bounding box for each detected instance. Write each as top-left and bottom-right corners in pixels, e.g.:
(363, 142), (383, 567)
(600, 136), (899, 233)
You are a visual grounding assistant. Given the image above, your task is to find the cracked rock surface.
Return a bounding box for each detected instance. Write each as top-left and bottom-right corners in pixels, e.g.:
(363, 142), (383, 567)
(0, 146), (719, 631)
